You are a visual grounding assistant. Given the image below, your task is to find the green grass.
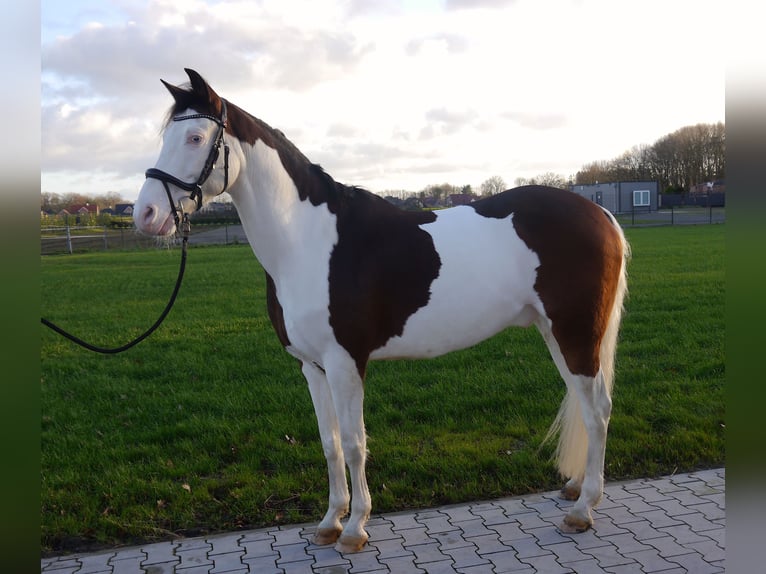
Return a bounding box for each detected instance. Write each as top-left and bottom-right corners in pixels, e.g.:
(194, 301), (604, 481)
(41, 225), (724, 554)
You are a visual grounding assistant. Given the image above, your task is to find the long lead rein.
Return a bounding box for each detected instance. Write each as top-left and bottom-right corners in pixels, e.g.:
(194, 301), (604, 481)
(40, 214), (191, 355)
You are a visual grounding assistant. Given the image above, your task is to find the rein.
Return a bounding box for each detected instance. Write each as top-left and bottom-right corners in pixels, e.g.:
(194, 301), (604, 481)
(40, 216), (191, 354)
(41, 101), (230, 355)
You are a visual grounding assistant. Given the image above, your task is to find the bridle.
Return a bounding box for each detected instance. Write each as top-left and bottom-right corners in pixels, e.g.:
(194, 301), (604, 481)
(40, 100), (231, 355)
(145, 99), (230, 228)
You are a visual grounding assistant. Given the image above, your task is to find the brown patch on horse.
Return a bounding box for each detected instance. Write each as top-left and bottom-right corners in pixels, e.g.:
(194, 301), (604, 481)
(265, 272), (291, 348)
(471, 186), (623, 377)
(328, 196), (440, 378)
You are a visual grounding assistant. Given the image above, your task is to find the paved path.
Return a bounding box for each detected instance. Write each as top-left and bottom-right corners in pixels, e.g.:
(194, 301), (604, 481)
(41, 468), (724, 573)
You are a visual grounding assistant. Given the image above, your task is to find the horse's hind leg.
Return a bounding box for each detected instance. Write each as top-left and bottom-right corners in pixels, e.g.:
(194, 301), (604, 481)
(537, 321), (612, 532)
(303, 362), (349, 545)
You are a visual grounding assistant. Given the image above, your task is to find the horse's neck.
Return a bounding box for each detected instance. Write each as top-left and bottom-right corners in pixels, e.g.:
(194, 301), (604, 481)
(229, 139), (338, 278)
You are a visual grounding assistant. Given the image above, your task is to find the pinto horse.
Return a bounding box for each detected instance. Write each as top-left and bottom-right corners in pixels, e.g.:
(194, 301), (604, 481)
(135, 69), (629, 553)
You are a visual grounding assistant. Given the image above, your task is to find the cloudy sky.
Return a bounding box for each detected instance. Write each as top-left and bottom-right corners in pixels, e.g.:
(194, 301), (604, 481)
(42, 0), (725, 202)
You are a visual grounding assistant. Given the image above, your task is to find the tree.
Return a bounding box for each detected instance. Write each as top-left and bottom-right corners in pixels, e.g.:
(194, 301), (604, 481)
(479, 176), (506, 197)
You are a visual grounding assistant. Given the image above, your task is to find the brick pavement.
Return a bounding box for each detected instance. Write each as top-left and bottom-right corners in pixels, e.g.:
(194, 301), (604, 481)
(41, 468), (724, 573)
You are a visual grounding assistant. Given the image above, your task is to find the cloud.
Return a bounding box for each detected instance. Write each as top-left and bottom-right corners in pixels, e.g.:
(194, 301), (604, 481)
(405, 33), (469, 57)
(501, 111), (568, 131)
(445, 0), (518, 10)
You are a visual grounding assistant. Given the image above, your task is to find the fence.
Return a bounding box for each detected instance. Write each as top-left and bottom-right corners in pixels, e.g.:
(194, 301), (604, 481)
(616, 206), (725, 227)
(41, 222), (248, 255)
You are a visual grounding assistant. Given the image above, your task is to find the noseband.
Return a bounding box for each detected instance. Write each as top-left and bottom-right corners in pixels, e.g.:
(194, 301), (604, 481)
(145, 99), (230, 229)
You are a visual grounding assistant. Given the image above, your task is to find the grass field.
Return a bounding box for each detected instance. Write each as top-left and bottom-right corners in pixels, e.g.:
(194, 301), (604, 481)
(40, 224), (724, 555)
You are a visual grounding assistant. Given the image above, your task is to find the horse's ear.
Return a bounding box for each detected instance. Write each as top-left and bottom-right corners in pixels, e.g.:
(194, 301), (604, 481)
(184, 68), (223, 113)
(185, 69), (219, 99)
(161, 79), (187, 104)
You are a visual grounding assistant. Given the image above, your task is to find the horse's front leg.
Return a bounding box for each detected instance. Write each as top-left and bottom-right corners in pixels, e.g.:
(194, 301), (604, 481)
(302, 361), (349, 546)
(324, 354), (371, 553)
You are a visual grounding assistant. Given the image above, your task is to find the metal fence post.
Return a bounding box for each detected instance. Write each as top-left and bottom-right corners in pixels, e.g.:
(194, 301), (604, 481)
(65, 224), (72, 254)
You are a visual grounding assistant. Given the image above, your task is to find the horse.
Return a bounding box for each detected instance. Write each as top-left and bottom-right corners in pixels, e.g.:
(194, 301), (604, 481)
(134, 68), (629, 553)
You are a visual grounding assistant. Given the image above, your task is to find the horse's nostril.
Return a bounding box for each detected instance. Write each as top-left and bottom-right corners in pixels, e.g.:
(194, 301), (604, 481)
(142, 205), (156, 225)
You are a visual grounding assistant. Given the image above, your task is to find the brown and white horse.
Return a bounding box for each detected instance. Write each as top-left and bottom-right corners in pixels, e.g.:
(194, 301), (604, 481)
(135, 69), (629, 553)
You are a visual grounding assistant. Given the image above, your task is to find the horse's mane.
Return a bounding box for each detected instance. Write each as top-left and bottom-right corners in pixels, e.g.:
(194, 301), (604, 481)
(161, 82), (376, 214)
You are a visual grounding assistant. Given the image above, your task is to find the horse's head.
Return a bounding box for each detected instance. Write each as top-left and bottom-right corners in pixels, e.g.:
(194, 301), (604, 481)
(135, 69), (240, 236)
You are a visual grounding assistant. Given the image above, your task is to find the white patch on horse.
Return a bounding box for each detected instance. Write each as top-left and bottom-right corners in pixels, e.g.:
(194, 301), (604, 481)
(230, 140), (339, 362)
(371, 206), (543, 359)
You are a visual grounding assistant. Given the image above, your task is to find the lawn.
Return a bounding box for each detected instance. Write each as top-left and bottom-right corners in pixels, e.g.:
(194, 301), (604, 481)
(40, 224), (724, 554)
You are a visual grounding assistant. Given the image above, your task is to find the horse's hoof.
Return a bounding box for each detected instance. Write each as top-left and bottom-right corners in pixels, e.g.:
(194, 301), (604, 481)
(558, 513), (592, 534)
(335, 533), (368, 553)
(313, 527), (342, 546)
(559, 483), (581, 501)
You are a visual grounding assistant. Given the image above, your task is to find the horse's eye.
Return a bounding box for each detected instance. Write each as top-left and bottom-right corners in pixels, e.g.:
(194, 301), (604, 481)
(188, 134), (204, 145)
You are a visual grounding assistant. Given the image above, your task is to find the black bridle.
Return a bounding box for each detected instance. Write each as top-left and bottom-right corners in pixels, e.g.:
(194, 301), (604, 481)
(145, 99), (230, 227)
(40, 101), (231, 355)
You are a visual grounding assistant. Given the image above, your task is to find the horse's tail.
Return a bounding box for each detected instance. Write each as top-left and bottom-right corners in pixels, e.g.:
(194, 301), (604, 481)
(545, 220), (630, 483)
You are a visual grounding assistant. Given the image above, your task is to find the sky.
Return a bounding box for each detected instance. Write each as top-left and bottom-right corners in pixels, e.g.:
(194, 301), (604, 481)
(41, 0), (725, 203)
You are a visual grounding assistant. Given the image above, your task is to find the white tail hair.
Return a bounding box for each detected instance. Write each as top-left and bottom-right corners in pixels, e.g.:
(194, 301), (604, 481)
(544, 222), (630, 482)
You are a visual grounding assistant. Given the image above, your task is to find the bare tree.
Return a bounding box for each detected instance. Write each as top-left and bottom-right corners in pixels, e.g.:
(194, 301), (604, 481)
(479, 175), (506, 197)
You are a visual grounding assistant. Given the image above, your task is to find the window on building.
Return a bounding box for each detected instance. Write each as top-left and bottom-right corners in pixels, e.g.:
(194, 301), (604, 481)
(633, 189), (650, 207)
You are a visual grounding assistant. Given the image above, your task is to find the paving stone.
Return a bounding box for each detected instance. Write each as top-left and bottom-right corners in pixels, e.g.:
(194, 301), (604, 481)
(208, 534), (244, 555)
(582, 543), (635, 568)
(602, 564), (645, 574)
(589, 514), (630, 537)
(398, 526), (432, 546)
(558, 557), (608, 573)
(506, 536), (553, 559)
(441, 543), (489, 570)
(410, 541), (449, 565)
(516, 511), (557, 531)
(468, 533), (510, 556)
(624, 548), (680, 573)
(431, 530), (473, 550)
(468, 504), (509, 526)
(519, 553), (574, 573)
(419, 513), (459, 535)
(524, 525), (571, 547)
(142, 542), (180, 566)
(675, 510), (722, 532)
(620, 486), (672, 504)
(41, 557), (81, 572)
(482, 549), (533, 573)
(241, 555), (282, 573)
(657, 523), (711, 545)
(275, 541), (311, 565)
(364, 519), (399, 542)
(378, 554), (426, 573)
(143, 561), (179, 573)
(370, 537), (412, 560)
(240, 535), (279, 559)
(619, 518), (668, 541)
(667, 551), (726, 573)
(633, 508), (683, 529)
(342, 548), (383, 573)
(272, 526), (308, 547)
(176, 547), (215, 570)
(440, 504), (476, 524)
(418, 559), (458, 574)
(111, 556), (151, 574)
(490, 521), (531, 542)
(76, 553), (115, 573)
(544, 541), (596, 565)
(685, 538), (725, 562)
(453, 517), (497, 539)
(643, 535), (696, 558)
(209, 550), (246, 573)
